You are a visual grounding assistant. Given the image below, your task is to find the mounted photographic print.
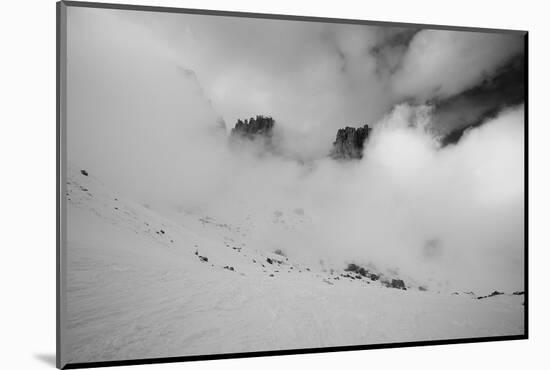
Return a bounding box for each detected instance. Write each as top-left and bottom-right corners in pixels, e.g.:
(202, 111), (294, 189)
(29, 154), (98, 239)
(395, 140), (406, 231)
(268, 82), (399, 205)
(57, 1), (527, 368)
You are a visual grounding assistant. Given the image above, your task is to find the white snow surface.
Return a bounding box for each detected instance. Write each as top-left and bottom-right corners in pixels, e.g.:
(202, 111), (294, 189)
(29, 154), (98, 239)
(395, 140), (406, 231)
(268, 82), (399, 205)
(65, 165), (524, 364)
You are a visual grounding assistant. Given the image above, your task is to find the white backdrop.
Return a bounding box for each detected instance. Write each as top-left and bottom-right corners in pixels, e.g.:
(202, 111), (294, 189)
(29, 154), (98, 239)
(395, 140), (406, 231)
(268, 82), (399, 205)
(1, 0), (547, 369)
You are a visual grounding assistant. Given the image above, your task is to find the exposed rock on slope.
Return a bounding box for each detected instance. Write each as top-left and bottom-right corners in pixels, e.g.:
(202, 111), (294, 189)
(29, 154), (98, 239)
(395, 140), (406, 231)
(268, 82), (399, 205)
(330, 124), (372, 160)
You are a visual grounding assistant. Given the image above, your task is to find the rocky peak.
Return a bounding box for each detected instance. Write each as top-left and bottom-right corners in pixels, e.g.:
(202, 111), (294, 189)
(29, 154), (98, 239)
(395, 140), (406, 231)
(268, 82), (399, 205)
(231, 115), (275, 140)
(330, 124), (371, 160)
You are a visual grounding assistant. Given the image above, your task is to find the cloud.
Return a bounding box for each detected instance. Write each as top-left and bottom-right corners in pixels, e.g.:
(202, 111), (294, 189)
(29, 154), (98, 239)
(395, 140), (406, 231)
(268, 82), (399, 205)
(355, 105), (524, 293)
(391, 29), (524, 101)
(103, 10), (524, 159)
(111, 11), (404, 158)
(203, 104), (525, 294)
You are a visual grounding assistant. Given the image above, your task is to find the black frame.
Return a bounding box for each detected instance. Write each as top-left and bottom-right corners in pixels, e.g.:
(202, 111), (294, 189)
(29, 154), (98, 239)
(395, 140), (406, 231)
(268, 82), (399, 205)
(56, 1), (529, 369)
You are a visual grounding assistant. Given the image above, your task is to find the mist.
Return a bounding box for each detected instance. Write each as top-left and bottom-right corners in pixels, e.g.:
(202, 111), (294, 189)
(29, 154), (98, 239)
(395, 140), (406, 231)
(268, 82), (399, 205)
(66, 8), (524, 295)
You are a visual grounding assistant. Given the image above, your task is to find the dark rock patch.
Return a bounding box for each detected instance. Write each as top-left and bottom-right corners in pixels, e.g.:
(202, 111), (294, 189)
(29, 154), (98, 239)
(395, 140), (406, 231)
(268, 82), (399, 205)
(391, 279), (406, 290)
(345, 263), (371, 278)
(345, 263), (360, 273)
(198, 256), (208, 263)
(477, 291), (504, 300)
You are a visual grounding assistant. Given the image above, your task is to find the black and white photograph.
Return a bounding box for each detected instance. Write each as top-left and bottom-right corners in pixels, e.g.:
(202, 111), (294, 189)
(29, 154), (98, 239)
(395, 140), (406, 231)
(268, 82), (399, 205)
(58, 1), (526, 367)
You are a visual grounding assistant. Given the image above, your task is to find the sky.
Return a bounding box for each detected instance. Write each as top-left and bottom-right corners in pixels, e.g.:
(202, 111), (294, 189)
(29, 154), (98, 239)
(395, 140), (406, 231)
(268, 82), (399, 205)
(66, 7), (525, 293)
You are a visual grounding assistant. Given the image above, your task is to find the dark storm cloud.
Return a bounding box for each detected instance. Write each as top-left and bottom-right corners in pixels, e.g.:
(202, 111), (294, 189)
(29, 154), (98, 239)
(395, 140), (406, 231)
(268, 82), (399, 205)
(435, 55), (525, 145)
(390, 29), (524, 102)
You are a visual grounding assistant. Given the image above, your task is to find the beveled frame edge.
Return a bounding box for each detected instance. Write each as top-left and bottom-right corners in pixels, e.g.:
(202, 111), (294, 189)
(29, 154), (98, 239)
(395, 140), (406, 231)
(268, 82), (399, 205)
(56, 1), (529, 369)
(61, 0), (527, 34)
(57, 1), (68, 369)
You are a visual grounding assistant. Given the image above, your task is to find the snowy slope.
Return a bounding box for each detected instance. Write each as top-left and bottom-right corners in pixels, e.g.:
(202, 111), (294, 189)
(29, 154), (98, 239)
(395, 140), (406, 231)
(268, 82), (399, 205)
(65, 165), (524, 364)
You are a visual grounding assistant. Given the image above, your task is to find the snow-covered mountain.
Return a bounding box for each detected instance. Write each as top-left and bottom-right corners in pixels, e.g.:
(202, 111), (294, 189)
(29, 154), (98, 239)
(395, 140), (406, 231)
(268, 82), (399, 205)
(65, 164), (524, 364)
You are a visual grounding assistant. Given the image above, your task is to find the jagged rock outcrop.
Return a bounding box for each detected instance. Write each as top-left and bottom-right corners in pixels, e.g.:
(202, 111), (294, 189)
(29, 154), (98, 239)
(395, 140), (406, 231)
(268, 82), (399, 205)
(231, 115), (275, 140)
(330, 124), (371, 160)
